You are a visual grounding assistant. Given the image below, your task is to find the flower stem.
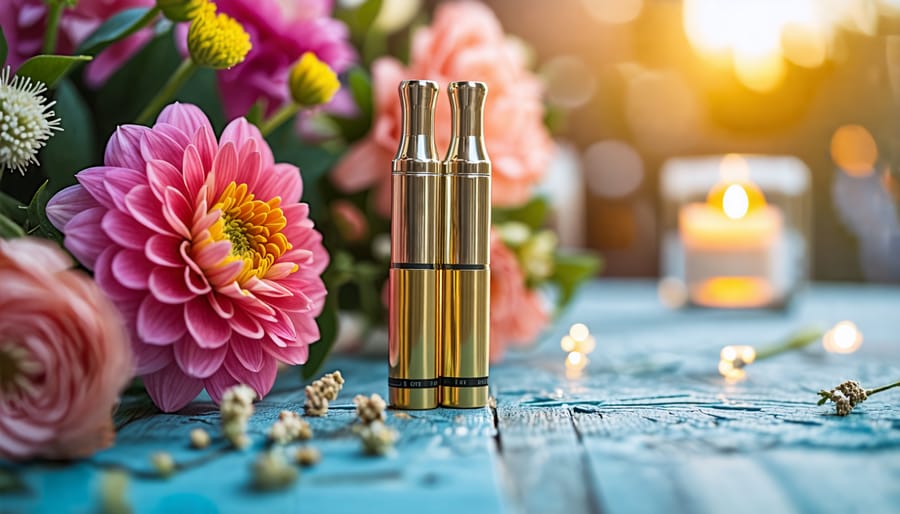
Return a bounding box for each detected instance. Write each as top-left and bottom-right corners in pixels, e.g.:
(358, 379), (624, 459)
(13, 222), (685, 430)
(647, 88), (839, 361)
(42, 2), (65, 54)
(867, 380), (900, 396)
(258, 103), (300, 137)
(136, 58), (198, 125)
(754, 326), (824, 361)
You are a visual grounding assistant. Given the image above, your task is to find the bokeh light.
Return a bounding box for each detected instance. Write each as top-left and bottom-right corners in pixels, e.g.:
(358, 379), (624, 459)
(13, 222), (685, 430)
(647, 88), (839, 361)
(624, 69), (700, 153)
(542, 55), (597, 109)
(822, 321), (863, 354)
(722, 184), (750, 220)
(658, 277), (688, 309)
(584, 140), (644, 198)
(581, 0), (644, 25)
(373, 0), (422, 32)
(718, 345), (757, 382)
(830, 125), (878, 177)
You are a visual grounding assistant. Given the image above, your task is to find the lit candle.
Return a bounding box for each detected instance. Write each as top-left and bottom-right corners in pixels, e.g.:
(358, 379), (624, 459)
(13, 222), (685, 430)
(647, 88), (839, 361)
(679, 178), (786, 308)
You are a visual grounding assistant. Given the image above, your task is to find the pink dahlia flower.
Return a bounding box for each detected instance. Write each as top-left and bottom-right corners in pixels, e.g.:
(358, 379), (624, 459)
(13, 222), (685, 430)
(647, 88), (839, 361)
(47, 103), (329, 412)
(207, 0), (355, 119)
(489, 230), (549, 363)
(0, 0), (156, 86)
(331, 1), (553, 216)
(0, 237), (132, 460)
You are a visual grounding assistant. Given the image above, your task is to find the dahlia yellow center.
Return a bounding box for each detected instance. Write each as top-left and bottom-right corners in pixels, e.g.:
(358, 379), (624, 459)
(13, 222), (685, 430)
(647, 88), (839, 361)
(209, 182), (292, 283)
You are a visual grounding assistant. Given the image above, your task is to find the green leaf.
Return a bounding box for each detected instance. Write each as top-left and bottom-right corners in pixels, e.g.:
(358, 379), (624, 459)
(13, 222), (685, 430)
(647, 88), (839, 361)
(1, 25), (8, 68)
(0, 213), (25, 238)
(493, 196), (549, 230)
(549, 250), (602, 308)
(15, 55), (92, 88)
(302, 297), (339, 380)
(40, 79), (95, 192)
(77, 7), (156, 56)
(25, 181), (63, 243)
(335, 0), (384, 43)
(0, 192), (27, 225)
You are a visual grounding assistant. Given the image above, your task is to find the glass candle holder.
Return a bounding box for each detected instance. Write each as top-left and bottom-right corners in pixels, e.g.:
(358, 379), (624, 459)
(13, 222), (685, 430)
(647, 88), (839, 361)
(660, 154), (810, 309)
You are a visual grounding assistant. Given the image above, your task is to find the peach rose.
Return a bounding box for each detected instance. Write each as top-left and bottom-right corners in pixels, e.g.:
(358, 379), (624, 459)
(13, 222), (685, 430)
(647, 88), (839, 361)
(489, 230), (549, 362)
(0, 238), (133, 460)
(332, 1), (552, 216)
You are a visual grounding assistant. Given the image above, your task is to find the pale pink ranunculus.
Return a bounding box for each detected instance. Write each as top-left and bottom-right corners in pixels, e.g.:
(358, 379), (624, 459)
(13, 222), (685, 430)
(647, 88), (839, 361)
(331, 1), (553, 216)
(209, 0), (356, 120)
(0, 237), (133, 460)
(0, 0), (156, 86)
(47, 103), (329, 412)
(489, 230), (549, 362)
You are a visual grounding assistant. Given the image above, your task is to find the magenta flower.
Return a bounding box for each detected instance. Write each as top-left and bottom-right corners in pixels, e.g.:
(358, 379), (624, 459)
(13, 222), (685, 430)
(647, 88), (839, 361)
(1, 0), (156, 86)
(47, 103), (329, 412)
(207, 0), (355, 119)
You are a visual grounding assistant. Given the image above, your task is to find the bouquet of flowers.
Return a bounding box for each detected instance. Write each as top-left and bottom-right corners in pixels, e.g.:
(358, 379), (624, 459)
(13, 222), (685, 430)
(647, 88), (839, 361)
(0, 0), (598, 460)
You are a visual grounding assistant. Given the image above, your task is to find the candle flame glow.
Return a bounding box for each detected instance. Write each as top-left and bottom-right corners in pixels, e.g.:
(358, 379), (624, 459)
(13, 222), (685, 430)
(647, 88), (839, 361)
(722, 184), (750, 220)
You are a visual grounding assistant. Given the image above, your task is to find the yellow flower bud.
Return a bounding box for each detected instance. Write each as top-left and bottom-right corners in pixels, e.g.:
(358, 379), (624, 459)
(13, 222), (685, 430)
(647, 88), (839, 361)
(288, 52), (340, 107)
(187, 3), (252, 69)
(157, 0), (208, 21)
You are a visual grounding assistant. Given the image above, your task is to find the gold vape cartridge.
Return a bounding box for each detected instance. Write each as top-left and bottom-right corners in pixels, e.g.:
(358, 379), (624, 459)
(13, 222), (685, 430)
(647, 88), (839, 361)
(389, 80), (442, 410)
(441, 81), (490, 408)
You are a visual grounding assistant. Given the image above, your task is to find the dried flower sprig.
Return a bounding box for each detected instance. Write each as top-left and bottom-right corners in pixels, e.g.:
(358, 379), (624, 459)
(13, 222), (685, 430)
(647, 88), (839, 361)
(251, 451), (297, 491)
(818, 379), (900, 416)
(354, 421), (399, 456)
(295, 447), (321, 467)
(221, 384), (256, 449)
(719, 326), (823, 381)
(190, 428), (210, 449)
(268, 410), (311, 445)
(304, 371), (344, 416)
(354, 394), (387, 425)
(150, 452), (175, 478)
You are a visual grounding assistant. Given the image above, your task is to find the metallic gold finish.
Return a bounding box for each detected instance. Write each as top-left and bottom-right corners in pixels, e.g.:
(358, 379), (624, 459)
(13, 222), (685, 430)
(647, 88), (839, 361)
(442, 81), (491, 409)
(441, 270), (489, 407)
(389, 80), (441, 410)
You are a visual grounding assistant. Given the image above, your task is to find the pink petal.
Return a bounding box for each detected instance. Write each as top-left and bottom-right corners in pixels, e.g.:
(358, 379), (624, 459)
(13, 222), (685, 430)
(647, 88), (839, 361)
(193, 126), (218, 172)
(203, 367), (239, 404)
(140, 126), (187, 170)
(138, 295), (187, 344)
(125, 185), (174, 235)
(224, 352), (278, 400)
(94, 247), (144, 301)
(263, 341), (309, 366)
(331, 138), (390, 193)
(255, 163), (302, 204)
(173, 337), (228, 379)
(102, 210), (154, 251)
(208, 293), (234, 319)
(229, 305), (264, 338)
(185, 297), (232, 348)
(185, 266), (212, 295)
(162, 187), (192, 239)
(211, 142), (239, 199)
(289, 310), (321, 343)
(145, 234), (184, 267)
(220, 117), (273, 169)
(193, 240), (230, 269)
(104, 168), (147, 211)
(64, 207), (112, 270)
(156, 103), (214, 139)
(237, 145), (261, 192)
(182, 144), (206, 199)
(143, 362), (204, 412)
(105, 125), (150, 170)
(111, 249), (150, 290)
(133, 343), (174, 375)
(148, 266), (195, 304)
(147, 159), (186, 200)
(46, 185), (97, 231)
(230, 334), (265, 371)
(76, 166), (116, 208)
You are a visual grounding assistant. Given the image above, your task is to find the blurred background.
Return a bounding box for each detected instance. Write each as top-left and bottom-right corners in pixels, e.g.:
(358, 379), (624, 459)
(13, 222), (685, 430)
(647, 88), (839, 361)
(456, 0), (900, 282)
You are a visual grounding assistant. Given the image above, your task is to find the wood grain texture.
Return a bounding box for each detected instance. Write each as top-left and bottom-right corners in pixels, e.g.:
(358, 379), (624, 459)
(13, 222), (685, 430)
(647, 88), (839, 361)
(3, 280), (900, 514)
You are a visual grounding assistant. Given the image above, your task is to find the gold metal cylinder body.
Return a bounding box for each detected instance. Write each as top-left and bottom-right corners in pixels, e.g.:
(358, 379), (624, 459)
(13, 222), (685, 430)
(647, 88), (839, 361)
(389, 80), (441, 410)
(441, 81), (491, 408)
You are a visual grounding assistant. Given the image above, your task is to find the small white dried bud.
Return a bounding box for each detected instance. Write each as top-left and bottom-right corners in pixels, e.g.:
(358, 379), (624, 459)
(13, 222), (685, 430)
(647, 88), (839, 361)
(150, 452), (175, 478)
(295, 446), (321, 467)
(190, 428), (210, 449)
(355, 421), (398, 456)
(354, 393), (387, 425)
(252, 451), (297, 491)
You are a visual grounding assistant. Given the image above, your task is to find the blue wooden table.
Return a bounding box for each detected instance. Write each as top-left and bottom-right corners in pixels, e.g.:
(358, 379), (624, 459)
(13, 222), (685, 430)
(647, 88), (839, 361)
(3, 280), (900, 514)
